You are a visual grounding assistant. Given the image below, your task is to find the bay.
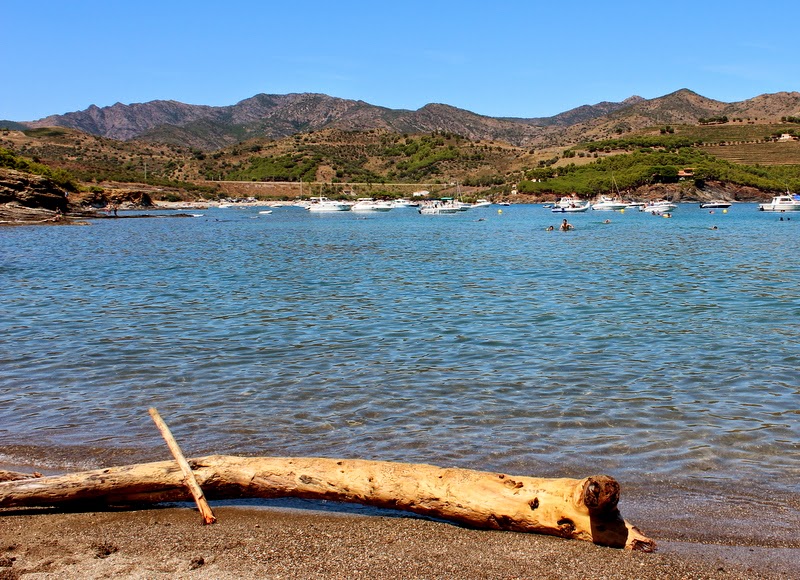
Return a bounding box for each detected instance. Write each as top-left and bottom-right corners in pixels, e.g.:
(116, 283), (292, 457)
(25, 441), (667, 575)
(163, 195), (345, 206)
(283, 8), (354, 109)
(1, 203), (798, 508)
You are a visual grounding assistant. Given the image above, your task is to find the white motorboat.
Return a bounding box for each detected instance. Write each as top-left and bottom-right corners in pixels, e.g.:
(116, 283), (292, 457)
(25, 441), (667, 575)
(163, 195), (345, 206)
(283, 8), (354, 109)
(351, 198), (393, 212)
(591, 196), (629, 211)
(471, 199), (492, 208)
(391, 199), (419, 208)
(640, 200), (677, 213)
(551, 197), (591, 213)
(418, 199), (462, 214)
(306, 197), (351, 212)
(758, 192), (800, 212)
(592, 174), (630, 211)
(699, 200), (732, 209)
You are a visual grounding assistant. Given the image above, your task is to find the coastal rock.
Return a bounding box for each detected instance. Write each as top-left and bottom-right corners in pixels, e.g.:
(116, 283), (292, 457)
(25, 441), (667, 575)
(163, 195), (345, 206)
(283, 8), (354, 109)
(69, 187), (154, 210)
(625, 181), (766, 203)
(693, 180), (765, 202)
(0, 168), (68, 212)
(0, 168), (69, 224)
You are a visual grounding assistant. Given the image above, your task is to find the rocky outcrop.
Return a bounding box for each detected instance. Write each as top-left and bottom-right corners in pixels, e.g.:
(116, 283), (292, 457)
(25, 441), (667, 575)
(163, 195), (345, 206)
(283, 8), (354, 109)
(0, 168), (70, 224)
(0, 169), (69, 210)
(69, 187), (154, 210)
(623, 181), (767, 203)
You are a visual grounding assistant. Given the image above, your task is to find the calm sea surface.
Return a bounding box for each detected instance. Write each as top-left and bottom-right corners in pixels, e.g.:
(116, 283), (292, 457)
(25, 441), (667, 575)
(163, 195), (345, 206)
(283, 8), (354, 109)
(1, 203), (798, 505)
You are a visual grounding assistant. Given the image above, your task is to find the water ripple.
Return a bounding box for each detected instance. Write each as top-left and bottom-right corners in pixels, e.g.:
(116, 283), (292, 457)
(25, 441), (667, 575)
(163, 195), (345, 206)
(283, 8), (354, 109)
(0, 205), (798, 494)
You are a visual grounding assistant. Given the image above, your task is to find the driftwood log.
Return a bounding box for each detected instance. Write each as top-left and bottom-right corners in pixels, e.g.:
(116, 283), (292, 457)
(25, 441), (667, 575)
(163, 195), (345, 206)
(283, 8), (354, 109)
(0, 455), (654, 551)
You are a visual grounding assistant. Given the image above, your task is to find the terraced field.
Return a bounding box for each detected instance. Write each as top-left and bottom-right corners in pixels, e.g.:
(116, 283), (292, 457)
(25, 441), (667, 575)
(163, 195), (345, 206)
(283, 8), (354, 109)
(703, 140), (800, 165)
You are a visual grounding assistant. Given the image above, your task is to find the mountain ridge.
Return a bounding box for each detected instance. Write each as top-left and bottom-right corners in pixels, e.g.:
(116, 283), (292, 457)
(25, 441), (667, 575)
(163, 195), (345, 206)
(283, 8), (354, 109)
(16, 89), (800, 151)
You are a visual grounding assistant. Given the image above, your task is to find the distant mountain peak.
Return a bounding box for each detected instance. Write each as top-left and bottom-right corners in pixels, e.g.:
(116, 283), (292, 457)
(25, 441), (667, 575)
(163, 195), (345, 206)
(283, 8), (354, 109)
(622, 95), (645, 105)
(20, 90), (800, 151)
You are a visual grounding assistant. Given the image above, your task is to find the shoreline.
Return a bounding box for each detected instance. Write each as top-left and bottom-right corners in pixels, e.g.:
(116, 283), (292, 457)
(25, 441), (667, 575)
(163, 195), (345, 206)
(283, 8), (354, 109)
(2, 456), (799, 578)
(1, 503), (798, 579)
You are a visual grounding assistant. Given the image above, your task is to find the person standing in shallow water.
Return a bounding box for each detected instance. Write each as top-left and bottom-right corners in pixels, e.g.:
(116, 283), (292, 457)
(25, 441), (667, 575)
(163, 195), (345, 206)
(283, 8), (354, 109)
(559, 218), (573, 231)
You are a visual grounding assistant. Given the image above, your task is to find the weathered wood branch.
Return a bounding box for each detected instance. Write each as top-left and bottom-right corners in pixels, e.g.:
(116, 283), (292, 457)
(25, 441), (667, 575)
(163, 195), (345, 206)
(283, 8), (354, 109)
(0, 455), (655, 551)
(148, 407), (216, 524)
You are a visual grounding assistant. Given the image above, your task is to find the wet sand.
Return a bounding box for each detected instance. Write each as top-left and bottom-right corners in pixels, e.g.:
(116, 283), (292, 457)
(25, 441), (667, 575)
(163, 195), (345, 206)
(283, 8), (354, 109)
(1, 498), (799, 579)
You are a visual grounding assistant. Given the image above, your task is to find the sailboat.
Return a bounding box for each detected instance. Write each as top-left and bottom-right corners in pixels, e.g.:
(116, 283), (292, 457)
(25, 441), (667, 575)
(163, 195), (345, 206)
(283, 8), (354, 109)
(418, 181), (470, 214)
(592, 175), (629, 210)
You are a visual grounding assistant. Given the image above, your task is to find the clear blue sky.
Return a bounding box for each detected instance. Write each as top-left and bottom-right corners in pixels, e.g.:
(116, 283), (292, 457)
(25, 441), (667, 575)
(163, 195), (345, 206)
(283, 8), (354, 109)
(3, 0), (798, 122)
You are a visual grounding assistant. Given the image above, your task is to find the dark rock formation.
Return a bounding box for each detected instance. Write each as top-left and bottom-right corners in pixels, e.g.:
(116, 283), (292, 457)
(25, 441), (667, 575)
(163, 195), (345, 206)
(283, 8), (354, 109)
(0, 168), (70, 224)
(0, 168), (69, 211)
(69, 187), (154, 210)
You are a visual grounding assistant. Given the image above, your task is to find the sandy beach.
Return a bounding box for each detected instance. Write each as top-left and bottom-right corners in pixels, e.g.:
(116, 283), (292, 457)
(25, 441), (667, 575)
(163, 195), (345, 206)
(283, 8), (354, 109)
(1, 497), (798, 579)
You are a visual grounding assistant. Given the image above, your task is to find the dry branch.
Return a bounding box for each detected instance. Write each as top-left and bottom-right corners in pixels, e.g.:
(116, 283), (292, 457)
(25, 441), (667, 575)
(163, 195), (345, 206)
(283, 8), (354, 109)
(0, 455), (655, 551)
(148, 407), (216, 524)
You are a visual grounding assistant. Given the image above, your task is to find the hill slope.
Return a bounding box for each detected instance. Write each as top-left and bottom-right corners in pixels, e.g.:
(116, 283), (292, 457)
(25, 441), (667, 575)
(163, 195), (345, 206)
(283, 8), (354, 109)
(32, 90), (799, 150)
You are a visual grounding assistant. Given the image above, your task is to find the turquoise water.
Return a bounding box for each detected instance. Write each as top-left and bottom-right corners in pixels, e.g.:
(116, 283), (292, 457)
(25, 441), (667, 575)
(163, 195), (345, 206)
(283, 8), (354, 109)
(1, 204), (798, 501)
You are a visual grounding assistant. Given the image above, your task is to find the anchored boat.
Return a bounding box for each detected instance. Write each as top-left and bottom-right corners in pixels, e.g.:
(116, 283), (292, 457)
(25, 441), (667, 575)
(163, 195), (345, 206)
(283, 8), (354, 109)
(758, 192), (800, 212)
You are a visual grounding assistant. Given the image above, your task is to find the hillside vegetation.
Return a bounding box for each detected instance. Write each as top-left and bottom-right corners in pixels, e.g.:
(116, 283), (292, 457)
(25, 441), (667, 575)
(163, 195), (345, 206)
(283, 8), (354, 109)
(519, 147), (800, 197)
(212, 130), (522, 186)
(1, 128), (216, 198)
(0, 145), (78, 191)
(4, 89), (800, 202)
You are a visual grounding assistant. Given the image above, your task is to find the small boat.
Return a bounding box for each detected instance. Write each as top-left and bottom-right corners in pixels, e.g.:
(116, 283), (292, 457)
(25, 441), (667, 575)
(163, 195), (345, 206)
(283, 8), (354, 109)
(351, 198), (393, 212)
(258, 210), (273, 215)
(551, 197), (591, 213)
(592, 175), (629, 211)
(640, 200), (677, 213)
(471, 199), (492, 208)
(418, 198), (462, 215)
(307, 197), (351, 212)
(391, 199), (419, 208)
(758, 192), (800, 212)
(699, 201), (731, 209)
(591, 196), (629, 211)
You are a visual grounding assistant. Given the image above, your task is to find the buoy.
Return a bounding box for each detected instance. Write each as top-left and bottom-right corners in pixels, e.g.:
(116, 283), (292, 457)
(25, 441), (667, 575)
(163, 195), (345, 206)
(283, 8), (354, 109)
(498, 209), (503, 214)
(620, 208), (625, 213)
(723, 209), (728, 213)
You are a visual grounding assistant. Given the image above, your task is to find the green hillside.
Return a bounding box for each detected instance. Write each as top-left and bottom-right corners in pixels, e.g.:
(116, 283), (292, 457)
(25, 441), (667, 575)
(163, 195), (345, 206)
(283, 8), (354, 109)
(0, 146), (78, 191)
(202, 130), (523, 185)
(5, 121), (800, 202)
(519, 139), (800, 197)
